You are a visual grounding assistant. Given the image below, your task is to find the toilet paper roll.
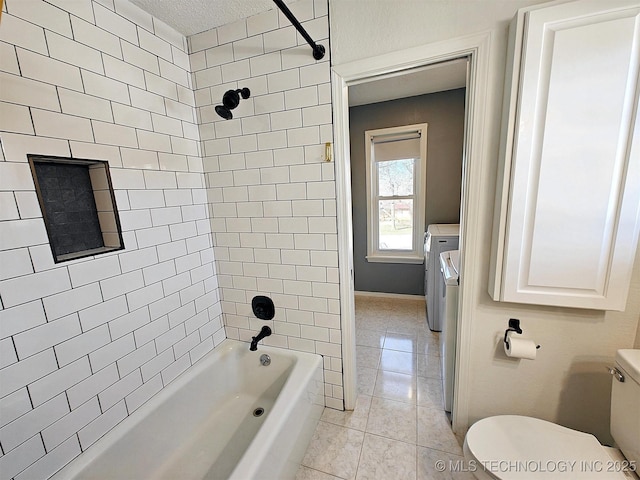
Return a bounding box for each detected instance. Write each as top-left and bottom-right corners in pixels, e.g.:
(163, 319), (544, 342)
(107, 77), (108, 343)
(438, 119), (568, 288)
(504, 335), (537, 360)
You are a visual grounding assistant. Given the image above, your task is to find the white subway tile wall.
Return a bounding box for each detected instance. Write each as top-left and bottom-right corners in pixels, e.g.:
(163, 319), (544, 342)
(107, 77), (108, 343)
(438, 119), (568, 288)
(1, 0), (340, 477)
(0, 0), (225, 478)
(190, 0), (340, 410)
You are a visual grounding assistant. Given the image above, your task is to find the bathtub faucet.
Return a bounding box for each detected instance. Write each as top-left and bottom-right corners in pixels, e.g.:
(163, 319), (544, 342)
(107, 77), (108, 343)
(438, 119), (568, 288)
(250, 326), (272, 351)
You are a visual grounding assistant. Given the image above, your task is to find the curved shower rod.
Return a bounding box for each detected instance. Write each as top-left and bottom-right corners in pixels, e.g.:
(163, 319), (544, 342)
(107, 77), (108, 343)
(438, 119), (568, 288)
(273, 0), (325, 60)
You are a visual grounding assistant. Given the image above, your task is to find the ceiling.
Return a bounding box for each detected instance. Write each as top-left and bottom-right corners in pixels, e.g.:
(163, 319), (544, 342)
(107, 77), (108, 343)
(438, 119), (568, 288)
(130, 0), (274, 36)
(129, 1), (468, 105)
(348, 58), (468, 107)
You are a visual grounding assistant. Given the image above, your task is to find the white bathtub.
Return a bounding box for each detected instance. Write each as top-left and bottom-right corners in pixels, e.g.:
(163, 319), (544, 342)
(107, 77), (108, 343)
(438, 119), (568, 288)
(51, 339), (324, 480)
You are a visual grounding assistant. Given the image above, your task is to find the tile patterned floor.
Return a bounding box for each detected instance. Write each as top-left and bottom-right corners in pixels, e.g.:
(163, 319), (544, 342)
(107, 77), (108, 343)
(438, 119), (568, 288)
(297, 296), (474, 480)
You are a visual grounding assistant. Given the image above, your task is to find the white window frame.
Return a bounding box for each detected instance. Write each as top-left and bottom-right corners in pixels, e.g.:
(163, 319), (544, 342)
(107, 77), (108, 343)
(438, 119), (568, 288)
(365, 123), (428, 264)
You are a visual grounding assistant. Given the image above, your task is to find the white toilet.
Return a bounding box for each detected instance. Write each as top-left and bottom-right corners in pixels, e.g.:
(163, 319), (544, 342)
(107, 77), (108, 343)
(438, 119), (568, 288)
(464, 349), (640, 479)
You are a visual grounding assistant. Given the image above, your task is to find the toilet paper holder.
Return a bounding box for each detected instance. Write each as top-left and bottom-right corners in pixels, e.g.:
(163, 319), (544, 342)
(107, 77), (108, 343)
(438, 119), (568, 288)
(503, 319), (540, 349)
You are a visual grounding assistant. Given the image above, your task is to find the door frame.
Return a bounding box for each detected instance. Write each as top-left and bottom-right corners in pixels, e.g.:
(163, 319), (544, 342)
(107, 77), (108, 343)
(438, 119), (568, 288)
(332, 31), (493, 432)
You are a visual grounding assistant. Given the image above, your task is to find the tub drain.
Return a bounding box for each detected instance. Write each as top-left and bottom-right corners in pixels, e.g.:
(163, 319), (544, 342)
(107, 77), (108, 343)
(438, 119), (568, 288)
(253, 407), (265, 417)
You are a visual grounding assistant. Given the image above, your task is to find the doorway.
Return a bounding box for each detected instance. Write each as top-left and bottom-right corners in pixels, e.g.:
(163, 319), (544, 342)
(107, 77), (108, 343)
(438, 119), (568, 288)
(350, 72), (466, 295)
(332, 32), (493, 433)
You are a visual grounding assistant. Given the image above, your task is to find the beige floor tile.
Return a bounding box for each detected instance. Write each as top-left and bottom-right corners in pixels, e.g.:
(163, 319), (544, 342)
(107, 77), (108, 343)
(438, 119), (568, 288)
(302, 296), (464, 480)
(417, 406), (463, 455)
(417, 376), (444, 409)
(321, 395), (371, 431)
(355, 315), (389, 332)
(356, 346), (381, 371)
(380, 348), (417, 375)
(385, 316), (425, 335)
(357, 366), (377, 396)
(372, 369), (416, 404)
(301, 421), (365, 480)
(417, 447), (475, 480)
(356, 328), (386, 348)
(355, 434), (417, 480)
(366, 396), (417, 444)
(417, 353), (441, 379)
(296, 465), (344, 480)
(383, 332), (417, 353)
(417, 333), (440, 357)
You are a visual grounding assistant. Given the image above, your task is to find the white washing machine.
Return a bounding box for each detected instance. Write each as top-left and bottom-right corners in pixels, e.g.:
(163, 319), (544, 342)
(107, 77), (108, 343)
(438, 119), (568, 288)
(439, 249), (459, 413)
(424, 224), (459, 331)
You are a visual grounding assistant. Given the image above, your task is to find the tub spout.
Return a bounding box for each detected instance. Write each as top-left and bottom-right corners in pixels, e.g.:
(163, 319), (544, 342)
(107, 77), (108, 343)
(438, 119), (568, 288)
(250, 326), (272, 351)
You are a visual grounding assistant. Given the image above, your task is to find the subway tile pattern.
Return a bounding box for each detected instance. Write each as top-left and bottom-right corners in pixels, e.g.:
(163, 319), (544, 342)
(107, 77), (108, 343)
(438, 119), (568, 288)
(190, 0), (341, 409)
(0, 0), (224, 477)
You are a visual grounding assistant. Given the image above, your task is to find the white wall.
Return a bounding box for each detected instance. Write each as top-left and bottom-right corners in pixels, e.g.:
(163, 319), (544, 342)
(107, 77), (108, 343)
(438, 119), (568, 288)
(190, 0), (342, 410)
(0, 1), (224, 477)
(330, 0), (640, 444)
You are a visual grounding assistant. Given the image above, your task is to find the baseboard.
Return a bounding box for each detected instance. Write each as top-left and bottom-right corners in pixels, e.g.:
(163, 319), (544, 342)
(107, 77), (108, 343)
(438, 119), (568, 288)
(354, 291), (426, 301)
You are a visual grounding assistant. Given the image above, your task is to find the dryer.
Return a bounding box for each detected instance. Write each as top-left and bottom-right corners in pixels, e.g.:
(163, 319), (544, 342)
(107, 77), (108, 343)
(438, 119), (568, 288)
(424, 224), (459, 331)
(439, 249), (459, 413)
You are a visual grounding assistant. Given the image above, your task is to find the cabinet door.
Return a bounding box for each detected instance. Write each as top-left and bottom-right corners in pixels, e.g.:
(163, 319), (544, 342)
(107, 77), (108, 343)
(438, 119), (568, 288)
(499, 0), (640, 310)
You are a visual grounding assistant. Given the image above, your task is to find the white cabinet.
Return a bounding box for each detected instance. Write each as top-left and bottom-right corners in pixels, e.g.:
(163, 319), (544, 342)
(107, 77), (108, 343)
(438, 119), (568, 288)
(490, 0), (640, 311)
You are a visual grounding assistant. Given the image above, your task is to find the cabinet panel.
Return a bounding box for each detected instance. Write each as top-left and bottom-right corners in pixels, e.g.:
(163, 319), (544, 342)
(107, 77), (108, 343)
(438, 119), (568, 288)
(492, 0), (640, 310)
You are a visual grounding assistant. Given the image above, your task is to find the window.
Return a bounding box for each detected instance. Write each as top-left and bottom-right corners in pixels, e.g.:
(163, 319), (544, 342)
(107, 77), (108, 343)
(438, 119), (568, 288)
(28, 155), (124, 263)
(365, 123), (427, 263)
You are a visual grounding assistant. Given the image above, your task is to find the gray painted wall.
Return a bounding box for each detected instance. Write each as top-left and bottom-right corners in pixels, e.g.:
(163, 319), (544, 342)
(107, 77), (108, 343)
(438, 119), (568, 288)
(349, 89), (466, 295)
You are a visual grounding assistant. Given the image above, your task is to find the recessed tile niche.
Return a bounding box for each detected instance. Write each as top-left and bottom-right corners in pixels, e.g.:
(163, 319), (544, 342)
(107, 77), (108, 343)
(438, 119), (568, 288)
(28, 155), (124, 263)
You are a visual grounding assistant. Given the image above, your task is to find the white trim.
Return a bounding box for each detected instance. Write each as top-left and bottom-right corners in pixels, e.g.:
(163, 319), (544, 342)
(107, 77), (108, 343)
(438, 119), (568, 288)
(332, 31), (493, 432)
(452, 32), (493, 434)
(332, 69), (356, 411)
(355, 291), (426, 301)
(365, 255), (424, 264)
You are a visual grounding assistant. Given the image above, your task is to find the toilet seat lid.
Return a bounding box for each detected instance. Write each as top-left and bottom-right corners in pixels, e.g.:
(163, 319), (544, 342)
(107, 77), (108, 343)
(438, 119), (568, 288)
(464, 415), (629, 479)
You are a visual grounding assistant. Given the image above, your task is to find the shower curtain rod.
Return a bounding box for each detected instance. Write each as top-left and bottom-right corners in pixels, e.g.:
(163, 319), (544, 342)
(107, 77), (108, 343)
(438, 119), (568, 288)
(272, 0), (325, 60)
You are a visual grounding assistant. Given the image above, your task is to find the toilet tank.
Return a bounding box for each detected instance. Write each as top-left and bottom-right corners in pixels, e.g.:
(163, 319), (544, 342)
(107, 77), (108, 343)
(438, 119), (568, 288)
(610, 349), (640, 465)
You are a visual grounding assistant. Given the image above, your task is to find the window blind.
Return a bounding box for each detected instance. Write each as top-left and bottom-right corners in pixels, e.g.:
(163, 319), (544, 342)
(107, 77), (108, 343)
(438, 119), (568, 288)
(371, 132), (421, 162)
